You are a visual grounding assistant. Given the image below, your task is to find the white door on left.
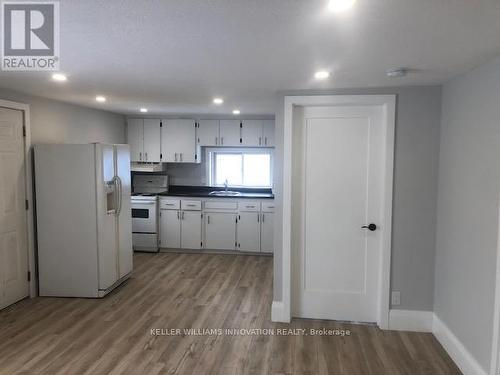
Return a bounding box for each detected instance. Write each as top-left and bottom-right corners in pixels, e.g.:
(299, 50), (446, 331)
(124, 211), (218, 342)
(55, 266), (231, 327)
(0, 107), (29, 310)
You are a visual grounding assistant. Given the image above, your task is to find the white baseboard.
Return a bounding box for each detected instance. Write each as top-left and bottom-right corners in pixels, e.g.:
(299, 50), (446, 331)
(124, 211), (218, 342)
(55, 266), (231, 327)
(432, 314), (487, 375)
(388, 310), (487, 375)
(273, 305), (487, 374)
(271, 301), (288, 322)
(388, 309), (433, 332)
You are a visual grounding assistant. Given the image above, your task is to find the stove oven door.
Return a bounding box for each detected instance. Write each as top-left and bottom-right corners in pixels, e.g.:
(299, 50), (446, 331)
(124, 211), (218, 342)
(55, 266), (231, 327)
(131, 201), (157, 233)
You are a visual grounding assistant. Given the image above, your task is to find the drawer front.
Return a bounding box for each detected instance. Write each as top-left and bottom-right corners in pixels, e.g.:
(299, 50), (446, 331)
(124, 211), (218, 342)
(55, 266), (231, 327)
(204, 201), (238, 211)
(238, 201), (260, 212)
(132, 233), (158, 252)
(159, 199), (180, 210)
(261, 201), (275, 213)
(181, 200), (202, 211)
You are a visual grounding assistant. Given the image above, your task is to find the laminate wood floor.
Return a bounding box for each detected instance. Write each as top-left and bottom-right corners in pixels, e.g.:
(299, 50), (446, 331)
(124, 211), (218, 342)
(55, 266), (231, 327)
(0, 253), (461, 375)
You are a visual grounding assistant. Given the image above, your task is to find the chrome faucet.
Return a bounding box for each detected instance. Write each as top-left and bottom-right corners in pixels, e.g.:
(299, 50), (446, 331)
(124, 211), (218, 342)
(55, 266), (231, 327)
(224, 179), (228, 192)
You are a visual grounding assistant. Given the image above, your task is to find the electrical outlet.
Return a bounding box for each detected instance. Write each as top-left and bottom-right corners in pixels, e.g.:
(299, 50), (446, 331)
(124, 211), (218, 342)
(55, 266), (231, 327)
(391, 291), (401, 306)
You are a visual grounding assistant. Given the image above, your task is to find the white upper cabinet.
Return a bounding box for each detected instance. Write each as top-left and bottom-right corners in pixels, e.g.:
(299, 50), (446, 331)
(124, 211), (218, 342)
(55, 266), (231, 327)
(129, 117), (274, 164)
(262, 120), (275, 147)
(219, 120), (241, 147)
(197, 120), (220, 146)
(127, 119), (144, 162)
(127, 118), (162, 162)
(240, 120), (262, 147)
(143, 119), (161, 162)
(161, 119), (199, 163)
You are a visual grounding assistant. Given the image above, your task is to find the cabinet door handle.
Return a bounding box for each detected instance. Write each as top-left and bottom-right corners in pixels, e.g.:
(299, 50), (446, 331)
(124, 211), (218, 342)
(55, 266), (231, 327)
(182, 211), (185, 220)
(215, 137), (218, 145)
(175, 153), (178, 162)
(139, 152), (142, 161)
(207, 215), (210, 224)
(221, 137), (224, 145)
(177, 211), (180, 219)
(265, 137), (267, 146)
(180, 153), (183, 162)
(145, 152), (148, 161)
(257, 214), (260, 223)
(259, 137), (262, 146)
(262, 213), (265, 223)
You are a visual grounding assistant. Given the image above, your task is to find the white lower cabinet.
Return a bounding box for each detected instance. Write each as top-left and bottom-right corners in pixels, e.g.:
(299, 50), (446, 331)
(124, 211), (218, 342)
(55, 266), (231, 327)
(260, 212), (274, 253)
(181, 211), (203, 249)
(160, 209), (202, 249)
(160, 210), (181, 248)
(160, 198), (274, 254)
(204, 212), (237, 250)
(237, 212), (261, 252)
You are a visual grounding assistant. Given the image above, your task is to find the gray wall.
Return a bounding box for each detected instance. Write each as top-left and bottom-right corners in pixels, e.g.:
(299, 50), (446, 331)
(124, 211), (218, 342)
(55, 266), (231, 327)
(434, 56), (500, 371)
(0, 88), (125, 144)
(274, 86), (442, 312)
(163, 163), (207, 186)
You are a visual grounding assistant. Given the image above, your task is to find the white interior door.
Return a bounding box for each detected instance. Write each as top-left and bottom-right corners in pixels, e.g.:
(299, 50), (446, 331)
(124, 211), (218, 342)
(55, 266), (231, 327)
(180, 211), (202, 249)
(292, 105), (385, 323)
(0, 107), (29, 310)
(115, 144), (133, 278)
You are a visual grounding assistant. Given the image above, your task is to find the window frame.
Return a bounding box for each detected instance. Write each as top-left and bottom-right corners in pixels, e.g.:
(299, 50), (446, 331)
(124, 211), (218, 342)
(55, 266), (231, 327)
(205, 147), (274, 188)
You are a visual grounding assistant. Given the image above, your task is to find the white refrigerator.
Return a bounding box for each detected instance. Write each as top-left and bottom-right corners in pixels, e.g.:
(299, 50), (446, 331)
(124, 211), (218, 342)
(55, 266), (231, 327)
(34, 143), (133, 297)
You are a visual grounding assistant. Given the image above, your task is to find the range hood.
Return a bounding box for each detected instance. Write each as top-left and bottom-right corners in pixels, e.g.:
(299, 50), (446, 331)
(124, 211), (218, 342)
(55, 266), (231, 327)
(130, 162), (166, 173)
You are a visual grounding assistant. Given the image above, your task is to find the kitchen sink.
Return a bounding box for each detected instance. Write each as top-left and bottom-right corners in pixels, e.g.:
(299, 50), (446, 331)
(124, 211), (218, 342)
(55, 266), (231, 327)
(209, 190), (241, 196)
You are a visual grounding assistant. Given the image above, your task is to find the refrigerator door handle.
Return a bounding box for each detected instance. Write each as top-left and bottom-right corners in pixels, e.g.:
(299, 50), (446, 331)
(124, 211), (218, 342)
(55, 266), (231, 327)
(114, 176), (123, 216)
(118, 176), (123, 216)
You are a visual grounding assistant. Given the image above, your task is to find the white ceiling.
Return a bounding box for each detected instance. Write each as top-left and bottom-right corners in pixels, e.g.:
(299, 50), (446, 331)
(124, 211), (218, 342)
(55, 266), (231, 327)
(1, 0), (500, 116)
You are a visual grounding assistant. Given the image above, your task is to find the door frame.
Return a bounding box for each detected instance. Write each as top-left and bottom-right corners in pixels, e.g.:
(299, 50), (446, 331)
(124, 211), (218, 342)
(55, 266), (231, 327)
(490, 193), (500, 375)
(0, 99), (36, 299)
(277, 94), (396, 329)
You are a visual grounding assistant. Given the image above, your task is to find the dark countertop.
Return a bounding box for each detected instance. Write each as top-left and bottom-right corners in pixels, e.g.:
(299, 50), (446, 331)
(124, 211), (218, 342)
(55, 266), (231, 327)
(159, 185), (274, 199)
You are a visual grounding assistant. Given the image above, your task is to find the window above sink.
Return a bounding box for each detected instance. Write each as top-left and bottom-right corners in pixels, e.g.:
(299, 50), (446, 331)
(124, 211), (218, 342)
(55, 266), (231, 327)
(206, 147), (273, 188)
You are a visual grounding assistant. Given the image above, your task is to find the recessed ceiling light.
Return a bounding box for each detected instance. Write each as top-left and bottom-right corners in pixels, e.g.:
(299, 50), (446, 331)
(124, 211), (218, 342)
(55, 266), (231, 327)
(314, 71), (330, 80)
(232, 109), (241, 115)
(386, 68), (408, 78)
(52, 73), (67, 82)
(95, 96), (106, 103)
(140, 108), (148, 113)
(213, 97), (224, 105)
(328, 0), (356, 13)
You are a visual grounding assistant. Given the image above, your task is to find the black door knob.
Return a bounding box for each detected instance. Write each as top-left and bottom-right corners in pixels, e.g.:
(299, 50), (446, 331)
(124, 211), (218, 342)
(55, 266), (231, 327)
(361, 223), (377, 231)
